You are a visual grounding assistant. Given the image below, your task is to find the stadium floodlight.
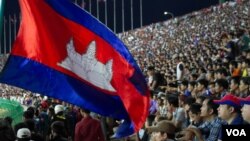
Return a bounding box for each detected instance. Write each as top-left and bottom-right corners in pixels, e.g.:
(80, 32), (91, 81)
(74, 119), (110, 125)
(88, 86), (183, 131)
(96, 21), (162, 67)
(164, 11), (174, 19)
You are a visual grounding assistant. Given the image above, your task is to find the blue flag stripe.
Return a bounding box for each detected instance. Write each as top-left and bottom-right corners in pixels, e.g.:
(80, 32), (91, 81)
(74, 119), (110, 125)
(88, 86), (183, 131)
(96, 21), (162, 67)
(0, 55), (130, 119)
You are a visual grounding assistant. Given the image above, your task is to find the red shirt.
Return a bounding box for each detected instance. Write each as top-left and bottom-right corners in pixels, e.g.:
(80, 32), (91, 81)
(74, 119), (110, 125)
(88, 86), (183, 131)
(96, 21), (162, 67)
(75, 116), (105, 141)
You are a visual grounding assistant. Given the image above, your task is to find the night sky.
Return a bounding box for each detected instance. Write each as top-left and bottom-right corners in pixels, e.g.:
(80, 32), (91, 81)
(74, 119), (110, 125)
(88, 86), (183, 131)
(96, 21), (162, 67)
(4, 0), (219, 33)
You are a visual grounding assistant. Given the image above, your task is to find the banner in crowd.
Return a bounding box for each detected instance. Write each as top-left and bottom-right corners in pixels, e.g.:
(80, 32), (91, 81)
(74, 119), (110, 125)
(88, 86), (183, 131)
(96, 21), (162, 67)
(0, 0), (149, 138)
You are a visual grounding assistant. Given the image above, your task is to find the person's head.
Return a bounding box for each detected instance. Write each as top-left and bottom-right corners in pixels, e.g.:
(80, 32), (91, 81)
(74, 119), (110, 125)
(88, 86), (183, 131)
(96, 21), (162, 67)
(147, 66), (155, 76)
(240, 96), (250, 124)
(16, 128), (31, 141)
(200, 98), (219, 118)
(206, 71), (214, 82)
(196, 79), (209, 92)
(241, 59), (250, 69)
(216, 68), (228, 79)
(180, 80), (189, 91)
(0, 119), (16, 141)
(209, 82), (216, 95)
(4, 117), (13, 126)
(167, 95), (179, 111)
(40, 101), (49, 111)
(51, 121), (67, 137)
(230, 77), (240, 92)
(184, 97), (196, 112)
(239, 77), (249, 92)
(188, 81), (196, 92)
(178, 94), (186, 108)
(147, 120), (176, 141)
(214, 95), (241, 123)
(54, 105), (64, 115)
(48, 107), (55, 116)
(229, 60), (238, 70)
(80, 107), (91, 117)
(189, 103), (202, 123)
(196, 95), (206, 105)
(215, 79), (229, 94)
(26, 107), (35, 116)
(23, 110), (34, 121)
(173, 54), (180, 63)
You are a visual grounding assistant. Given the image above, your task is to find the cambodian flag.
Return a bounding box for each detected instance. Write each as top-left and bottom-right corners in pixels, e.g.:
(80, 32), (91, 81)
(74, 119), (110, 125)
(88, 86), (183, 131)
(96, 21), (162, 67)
(0, 0), (149, 138)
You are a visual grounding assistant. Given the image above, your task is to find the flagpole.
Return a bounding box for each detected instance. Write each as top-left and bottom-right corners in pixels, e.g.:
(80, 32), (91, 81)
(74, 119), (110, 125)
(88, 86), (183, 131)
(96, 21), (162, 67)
(3, 16), (6, 54)
(89, 0), (92, 14)
(81, 0), (85, 9)
(140, 0), (142, 27)
(9, 15), (12, 53)
(130, 0), (133, 30)
(0, 0), (5, 52)
(97, 0), (99, 19)
(122, 0), (124, 32)
(113, 0), (116, 33)
(13, 14), (17, 40)
(105, 0), (107, 26)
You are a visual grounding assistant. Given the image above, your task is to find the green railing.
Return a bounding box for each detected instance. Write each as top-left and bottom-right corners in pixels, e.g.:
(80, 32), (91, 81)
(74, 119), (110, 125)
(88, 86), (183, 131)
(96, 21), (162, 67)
(0, 98), (24, 125)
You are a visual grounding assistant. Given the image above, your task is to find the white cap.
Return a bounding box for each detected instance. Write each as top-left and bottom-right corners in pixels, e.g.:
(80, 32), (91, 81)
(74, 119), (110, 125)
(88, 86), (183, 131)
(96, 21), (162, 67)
(17, 128), (31, 139)
(43, 96), (48, 100)
(54, 105), (64, 114)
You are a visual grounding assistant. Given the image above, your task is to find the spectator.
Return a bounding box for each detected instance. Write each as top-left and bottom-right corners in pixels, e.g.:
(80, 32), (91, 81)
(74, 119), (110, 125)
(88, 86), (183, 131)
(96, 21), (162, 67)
(240, 96), (250, 124)
(49, 121), (67, 141)
(4, 116), (13, 126)
(0, 119), (16, 141)
(229, 76), (240, 96)
(188, 103), (203, 127)
(166, 95), (186, 131)
(214, 94), (244, 141)
(214, 79), (229, 98)
(16, 128), (31, 141)
(75, 108), (105, 141)
(147, 120), (176, 141)
(239, 77), (250, 97)
(25, 119), (44, 141)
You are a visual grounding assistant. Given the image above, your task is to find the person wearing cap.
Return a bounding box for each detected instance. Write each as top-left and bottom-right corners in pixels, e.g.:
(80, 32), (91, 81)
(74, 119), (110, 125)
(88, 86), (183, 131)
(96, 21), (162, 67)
(214, 94), (244, 141)
(51, 105), (70, 139)
(147, 120), (176, 141)
(240, 96), (250, 124)
(75, 108), (105, 141)
(16, 128), (31, 141)
(38, 102), (50, 139)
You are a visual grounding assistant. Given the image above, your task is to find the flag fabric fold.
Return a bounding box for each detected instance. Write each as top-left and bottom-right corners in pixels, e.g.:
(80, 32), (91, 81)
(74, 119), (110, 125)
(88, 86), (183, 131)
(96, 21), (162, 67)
(0, 0), (149, 138)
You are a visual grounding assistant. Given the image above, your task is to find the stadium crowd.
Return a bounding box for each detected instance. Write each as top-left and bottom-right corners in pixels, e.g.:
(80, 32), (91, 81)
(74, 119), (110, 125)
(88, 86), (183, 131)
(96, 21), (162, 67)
(0, 0), (250, 141)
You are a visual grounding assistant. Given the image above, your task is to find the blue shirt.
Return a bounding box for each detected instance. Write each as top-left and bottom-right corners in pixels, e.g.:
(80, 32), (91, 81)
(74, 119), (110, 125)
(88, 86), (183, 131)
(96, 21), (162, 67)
(184, 90), (191, 97)
(218, 114), (244, 140)
(199, 116), (222, 141)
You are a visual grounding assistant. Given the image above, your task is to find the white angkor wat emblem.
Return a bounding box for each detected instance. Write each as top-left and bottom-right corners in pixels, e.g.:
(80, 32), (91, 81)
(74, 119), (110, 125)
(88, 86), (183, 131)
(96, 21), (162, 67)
(57, 39), (116, 92)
